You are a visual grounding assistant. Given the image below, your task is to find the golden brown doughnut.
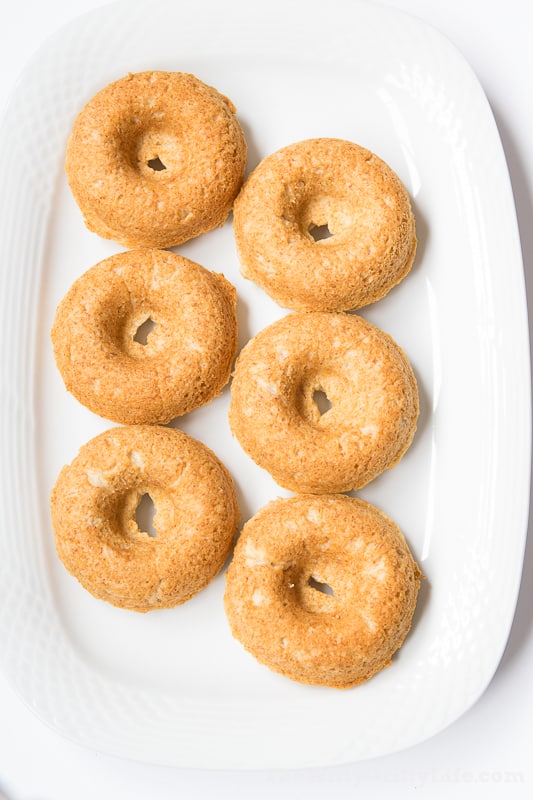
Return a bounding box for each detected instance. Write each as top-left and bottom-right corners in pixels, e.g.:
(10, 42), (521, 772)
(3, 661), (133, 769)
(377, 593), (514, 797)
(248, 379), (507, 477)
(51, 425), (240, 611)
(233, 138), (416, 311)
(228, 311), (419, 493)
(224, 495), (422, 688)
(51, 249), (238, 425)
(65, 71), (247, 248)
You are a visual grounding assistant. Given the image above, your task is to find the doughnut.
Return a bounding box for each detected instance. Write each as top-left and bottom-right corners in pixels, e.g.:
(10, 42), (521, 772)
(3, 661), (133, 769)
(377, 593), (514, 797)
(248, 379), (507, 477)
(233, 138), (416, 311)
(228, 311), (419, 493)
(65, 71), (247, 248)
(50, 425), (240, 611)
(224, 495), (422, 688)
(51, 249), (238, 425)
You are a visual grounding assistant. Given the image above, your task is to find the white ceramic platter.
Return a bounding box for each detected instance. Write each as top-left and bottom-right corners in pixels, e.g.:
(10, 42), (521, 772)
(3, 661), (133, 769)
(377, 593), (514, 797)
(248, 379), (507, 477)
(0, 0), (529, 770)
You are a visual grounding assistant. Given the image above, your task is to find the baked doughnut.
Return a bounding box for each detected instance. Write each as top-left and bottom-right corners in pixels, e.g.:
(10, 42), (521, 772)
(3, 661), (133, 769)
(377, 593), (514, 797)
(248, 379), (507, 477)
(224, 495), (421, 688)
(51, 249), (238, 425)
(65, 71), (247, 248)
(51, 425), (240, 611)
(229, 311), (418, 493)
(233, 138), (416, 311)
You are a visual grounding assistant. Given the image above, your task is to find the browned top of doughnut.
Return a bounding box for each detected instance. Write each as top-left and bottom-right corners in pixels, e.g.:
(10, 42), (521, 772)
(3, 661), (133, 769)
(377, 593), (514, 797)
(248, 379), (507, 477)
(228, 311), (419, 493)
(233, 138), (416, 311)
(51, 425), (240, 611)
(224, 495), (422, 688)
(51, 249), (238, 425)
(66, 71), (247, 248)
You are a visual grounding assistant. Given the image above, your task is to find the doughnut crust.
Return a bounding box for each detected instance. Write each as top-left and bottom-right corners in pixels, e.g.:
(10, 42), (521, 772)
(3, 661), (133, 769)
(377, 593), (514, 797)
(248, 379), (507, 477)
(229, 311), (419, 493)
(233, 138), (416, 311)
(51, 425), (240, 611)
(224, 495), (422, 688)
(65, 71), (247, 248)
(51, 249), (238, 425)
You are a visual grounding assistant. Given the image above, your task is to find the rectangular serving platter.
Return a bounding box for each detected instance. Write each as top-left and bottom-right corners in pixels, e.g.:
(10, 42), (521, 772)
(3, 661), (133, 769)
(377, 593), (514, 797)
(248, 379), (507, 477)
(0, 0), (529, 769)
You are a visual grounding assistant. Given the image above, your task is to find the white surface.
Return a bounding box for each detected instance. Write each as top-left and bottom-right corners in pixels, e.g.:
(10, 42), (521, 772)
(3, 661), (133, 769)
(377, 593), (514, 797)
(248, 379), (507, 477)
(0, 0), (532, 795)
(1, 0), (529, 771)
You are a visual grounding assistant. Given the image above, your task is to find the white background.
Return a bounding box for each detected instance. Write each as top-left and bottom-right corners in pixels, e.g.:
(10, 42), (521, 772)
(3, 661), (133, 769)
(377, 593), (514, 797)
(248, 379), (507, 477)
(1, 0), (532, 797)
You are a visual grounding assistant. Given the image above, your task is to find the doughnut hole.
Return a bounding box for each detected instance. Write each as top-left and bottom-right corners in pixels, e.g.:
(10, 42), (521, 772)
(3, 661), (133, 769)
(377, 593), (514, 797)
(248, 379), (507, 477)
(89, 482), (169, 547)
(147, 156), (166, 171)
(307, 575), (334, 595)
(121, 486), (168, 541)
(126, 311), (164, 355)
(93, 297), (167, 358)
(300, 192), (390, 253)
(295, 562), (338, 613)
(134, 492), (158, 537)
(135, 130), (186, 178)
(268, 551), (340, 615)
(116, 112), (186, 179)
(312, 390), (332, 416)
(87, 283), (186, 361)
(300, 195), (356, 244)
(308, 224), (332, 242)
(292, 367), (349, 427)
(133, 316), (157, 346)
